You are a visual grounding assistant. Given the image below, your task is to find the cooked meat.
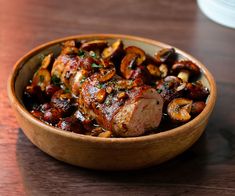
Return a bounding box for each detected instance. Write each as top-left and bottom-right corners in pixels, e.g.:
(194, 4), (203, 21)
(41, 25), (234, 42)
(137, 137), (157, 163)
(79, 74), (163, 137)
(24, 39), (209, 138)
(112, 87), (163, 137)
(51, 54), (95, 96)
(50, 52), (164, 137)
(51, 54), (72, 79)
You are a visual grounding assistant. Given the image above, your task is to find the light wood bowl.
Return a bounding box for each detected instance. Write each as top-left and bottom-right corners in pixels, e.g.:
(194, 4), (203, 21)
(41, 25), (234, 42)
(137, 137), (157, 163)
(7, 34), (216, 170)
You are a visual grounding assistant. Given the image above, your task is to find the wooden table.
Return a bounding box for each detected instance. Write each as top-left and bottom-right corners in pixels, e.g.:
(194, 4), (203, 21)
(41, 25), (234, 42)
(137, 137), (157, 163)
(1, 0), (235, 195)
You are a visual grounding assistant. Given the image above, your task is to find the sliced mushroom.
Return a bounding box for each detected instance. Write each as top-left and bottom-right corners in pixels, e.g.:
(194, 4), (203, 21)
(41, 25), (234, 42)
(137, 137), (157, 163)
(167, 98), (193, 123)
(185, 82), (209, 100)
(61, 46), (79, 55)
(163, 76), (183, 89)
(120, 53), (138, 79)
(172, 60), (200, 82)
(159, 64), (168, 78)
(117, 91), (128, 100)
(99, 58), (114, 68)
(176, 82), (187, 92)
(146, 64), (161, 77)
(62, 40), (76, 47)
(191, 101), (206, 114)
(60, 40), (79, 55)
(81, 40), (108, 51)
(98, 130), (112, 138)
(98, 67), (116, 82)
(41, 53), (53, 69)
(96, 89), (107, 103)
(125, 46), (146, 65)
(156, 76), (185, 106)
(155, 48), (176, 65)
(130, 66), (151, 84)
(164, 75), (182, 84)
(32, 68), (51, 91)
(102, 39), (123, 59)
(115, 78), (143, 90)
(116, 79), (134, 90)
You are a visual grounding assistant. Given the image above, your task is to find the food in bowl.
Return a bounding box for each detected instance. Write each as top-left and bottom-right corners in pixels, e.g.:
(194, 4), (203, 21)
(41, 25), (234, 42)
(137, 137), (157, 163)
(23, 39), (209, 138)
(8, 34), (216, 170)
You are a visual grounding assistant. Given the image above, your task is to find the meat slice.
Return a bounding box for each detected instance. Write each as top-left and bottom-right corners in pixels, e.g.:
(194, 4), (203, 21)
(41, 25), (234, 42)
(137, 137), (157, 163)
(112, 87), (163, 137)
(51, 54), (72, 79)
(79, 75), (163, 137)
(52, 54), (163, 137)
(51, 54), (95, 96)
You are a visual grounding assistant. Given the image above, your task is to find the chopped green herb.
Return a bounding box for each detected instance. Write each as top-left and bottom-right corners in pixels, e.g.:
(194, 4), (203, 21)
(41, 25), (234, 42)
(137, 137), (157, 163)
(51, 75), (61, 85)
(89, 51), (97, 58)
(157, 89), (162, 94)
(91, 63), (103, 68)
(39, 75), (44, 83)
(64, 88), (70, 93)
(97, 83), (105, 89)
(163, 82), (170, 88)
(77, 50), (85, 57)
(80, 76), (87, 84)
(105, 98), (111, 106)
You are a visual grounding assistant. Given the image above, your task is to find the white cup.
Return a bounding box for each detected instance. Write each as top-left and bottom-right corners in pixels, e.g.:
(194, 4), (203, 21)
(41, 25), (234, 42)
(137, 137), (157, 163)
(197, 0), (235, 29)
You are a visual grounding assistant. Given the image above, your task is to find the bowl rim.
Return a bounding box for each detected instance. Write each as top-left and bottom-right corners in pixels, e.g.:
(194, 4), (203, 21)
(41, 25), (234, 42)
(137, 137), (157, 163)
(7, 34), (217, 144)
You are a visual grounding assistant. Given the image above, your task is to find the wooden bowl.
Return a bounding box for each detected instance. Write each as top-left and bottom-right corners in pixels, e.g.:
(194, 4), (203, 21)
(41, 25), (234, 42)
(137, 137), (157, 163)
(7, 34), (216, 170)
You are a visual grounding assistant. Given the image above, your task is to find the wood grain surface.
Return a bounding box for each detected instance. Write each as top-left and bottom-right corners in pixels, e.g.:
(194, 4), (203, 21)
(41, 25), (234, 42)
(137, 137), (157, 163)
(1, 0), (235, 195)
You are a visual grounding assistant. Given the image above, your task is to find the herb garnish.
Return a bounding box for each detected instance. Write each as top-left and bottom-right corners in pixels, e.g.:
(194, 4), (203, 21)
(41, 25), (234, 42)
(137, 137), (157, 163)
(105, 98), (111, 106)
(97, 83), (105, 89)
(51, 75), (61, 86)
(78, 50), (85, 57)
(91, 63), (103, 68)
(90, 51), (97, 58)
(39, 75), (44, 83)
(80, 76), (87, 84)
(64, 88), (70, 93)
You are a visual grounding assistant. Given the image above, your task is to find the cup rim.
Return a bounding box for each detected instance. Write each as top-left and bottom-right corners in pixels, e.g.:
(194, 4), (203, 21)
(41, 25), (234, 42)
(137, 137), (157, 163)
(7, 34), (217, 144)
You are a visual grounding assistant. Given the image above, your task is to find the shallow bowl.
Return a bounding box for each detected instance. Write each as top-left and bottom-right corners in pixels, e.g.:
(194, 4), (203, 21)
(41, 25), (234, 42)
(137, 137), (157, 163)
(8, 34), (216, 170)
